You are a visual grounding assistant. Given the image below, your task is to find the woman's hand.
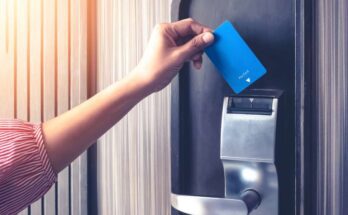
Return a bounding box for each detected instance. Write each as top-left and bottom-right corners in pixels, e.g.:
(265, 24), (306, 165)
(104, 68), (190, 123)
(135, 18), (214, 92)
(43, 19), (214, 173)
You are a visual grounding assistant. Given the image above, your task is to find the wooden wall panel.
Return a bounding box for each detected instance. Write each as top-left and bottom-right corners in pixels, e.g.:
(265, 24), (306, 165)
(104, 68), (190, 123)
(57, 0), (70, 214)
(16, 0), (28, 122)
(97, 0), (171, 214)
(16, 1), (29, 214)
(29, 0), (44, 213)
(314, 0), (348, 215)
(0, 0), (14, 118)
(29, 0), (42, 121)
(70, 0), (88, 214)
(0, 0), (88, 214)
(42, 0), (57, 214)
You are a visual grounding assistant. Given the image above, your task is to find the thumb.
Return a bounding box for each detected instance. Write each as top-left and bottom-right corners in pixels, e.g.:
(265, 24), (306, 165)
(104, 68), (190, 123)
(177, 32), (214, 60)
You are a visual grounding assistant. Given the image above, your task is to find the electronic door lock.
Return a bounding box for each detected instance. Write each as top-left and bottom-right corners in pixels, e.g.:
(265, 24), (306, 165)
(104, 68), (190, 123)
(171, 89), (282, 215)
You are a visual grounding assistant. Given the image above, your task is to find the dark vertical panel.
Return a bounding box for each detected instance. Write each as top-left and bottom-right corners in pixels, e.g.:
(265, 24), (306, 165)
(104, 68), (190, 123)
(303, 0), (318, 215)
(294, 0), (305, 214)
(87, 0), (99, 214)
(295, 0), (317, 215)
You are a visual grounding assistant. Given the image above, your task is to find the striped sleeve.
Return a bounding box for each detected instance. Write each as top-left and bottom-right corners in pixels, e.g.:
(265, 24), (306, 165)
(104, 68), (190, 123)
(0, 119), (57, 214)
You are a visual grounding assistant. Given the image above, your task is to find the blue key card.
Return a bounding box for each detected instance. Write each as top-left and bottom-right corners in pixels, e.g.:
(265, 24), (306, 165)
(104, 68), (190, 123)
(204, 21), (267, 94)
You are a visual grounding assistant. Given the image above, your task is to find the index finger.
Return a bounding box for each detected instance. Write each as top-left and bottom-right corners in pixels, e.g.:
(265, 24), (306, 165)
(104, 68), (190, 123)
(171, 18), (212, 39)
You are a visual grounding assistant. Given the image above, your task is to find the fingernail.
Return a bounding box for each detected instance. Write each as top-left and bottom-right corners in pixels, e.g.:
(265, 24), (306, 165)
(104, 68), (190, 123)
(202, 32), (214, 44)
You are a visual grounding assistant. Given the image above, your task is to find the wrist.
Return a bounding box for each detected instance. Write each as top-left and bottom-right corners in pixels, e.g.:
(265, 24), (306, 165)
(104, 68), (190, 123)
(125, 67), (155, 98)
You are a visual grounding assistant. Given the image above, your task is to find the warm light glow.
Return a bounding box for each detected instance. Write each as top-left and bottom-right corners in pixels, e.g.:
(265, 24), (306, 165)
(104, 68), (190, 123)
(0, 0), (89, 214)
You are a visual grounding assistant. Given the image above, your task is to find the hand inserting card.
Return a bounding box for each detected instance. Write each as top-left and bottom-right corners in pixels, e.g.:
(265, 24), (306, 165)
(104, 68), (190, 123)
(204, 20), (267, 94)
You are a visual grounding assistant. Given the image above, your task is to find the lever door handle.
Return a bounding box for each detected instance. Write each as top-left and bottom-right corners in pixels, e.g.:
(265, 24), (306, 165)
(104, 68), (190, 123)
(171, 190), (261, 215)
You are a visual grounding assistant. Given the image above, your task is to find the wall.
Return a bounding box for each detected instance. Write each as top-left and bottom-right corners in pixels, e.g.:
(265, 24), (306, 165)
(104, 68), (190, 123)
(0, 0), (88, 214)
(96, 0), (172, 214)
(314, 0), (348, 214)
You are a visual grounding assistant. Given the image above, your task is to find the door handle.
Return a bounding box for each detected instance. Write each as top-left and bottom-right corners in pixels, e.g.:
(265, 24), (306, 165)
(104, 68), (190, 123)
(171, 189), (261, 215)
(171, 90), (281, 215)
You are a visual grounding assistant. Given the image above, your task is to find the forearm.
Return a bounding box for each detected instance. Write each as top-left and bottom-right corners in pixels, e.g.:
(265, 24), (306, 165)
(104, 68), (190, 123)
(41, 18), (214, 174)
(42, 69), (152, 173)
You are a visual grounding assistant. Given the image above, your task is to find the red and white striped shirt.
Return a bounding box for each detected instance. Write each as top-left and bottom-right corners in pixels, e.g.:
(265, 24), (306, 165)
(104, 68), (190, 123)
(0, 119), (57, 214)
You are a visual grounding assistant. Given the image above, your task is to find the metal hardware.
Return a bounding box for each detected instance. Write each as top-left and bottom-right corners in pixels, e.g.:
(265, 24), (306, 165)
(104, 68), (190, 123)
(171, 90), (281, 215)
(171, 189), (261, 215)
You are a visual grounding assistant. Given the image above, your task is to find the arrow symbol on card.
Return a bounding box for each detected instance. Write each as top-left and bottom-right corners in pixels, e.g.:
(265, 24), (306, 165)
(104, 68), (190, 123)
(246, 78), (251, 83)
